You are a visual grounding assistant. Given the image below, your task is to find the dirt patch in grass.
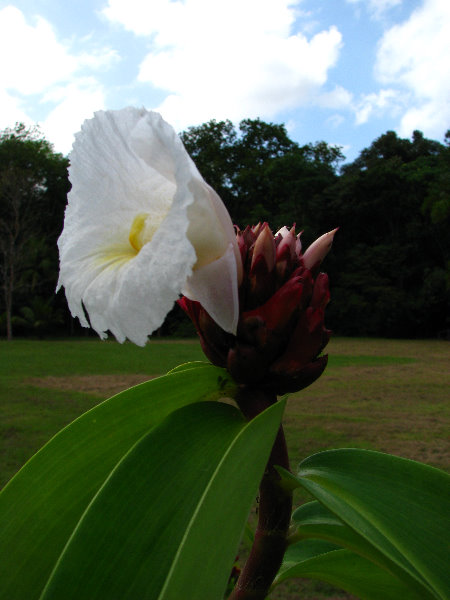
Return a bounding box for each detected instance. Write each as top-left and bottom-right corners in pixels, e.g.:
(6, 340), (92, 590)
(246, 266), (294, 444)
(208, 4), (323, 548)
(25, 355), (450, 471)
(26, 374), (155, 398)
(285, 362), (450, 470)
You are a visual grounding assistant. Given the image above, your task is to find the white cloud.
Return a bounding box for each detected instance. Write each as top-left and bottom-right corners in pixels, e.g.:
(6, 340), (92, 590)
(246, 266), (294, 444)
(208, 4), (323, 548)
(40, 80), (106, 155)
(375, 0), (450, 137)
(103, 0), (297, 39)
(0, 6), (78, 95)
(0, 5), (116, 152)
(355, 89), (401, 124)
(326, 114), (346, 129)
(317, 85), (354, 109)
(0, 89), (31, 133)
(346, 0), (402, 19)
(103, 0), (343, 130)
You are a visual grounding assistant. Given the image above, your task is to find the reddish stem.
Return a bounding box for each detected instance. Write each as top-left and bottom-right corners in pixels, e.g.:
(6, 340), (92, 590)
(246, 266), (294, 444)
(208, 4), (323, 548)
(228, 386), (292, 600)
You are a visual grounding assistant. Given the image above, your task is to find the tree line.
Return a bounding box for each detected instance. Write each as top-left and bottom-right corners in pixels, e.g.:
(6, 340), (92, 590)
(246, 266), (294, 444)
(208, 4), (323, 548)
(1, 120), (448, 340)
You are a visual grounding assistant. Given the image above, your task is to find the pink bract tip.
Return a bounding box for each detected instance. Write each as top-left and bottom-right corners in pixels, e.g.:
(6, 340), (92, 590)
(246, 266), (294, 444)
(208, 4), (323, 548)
(303, 228), (338, 270)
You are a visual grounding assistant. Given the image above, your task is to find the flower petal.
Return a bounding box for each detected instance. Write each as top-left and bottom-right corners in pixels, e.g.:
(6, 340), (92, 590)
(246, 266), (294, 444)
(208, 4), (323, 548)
(183, 242), (240, 334)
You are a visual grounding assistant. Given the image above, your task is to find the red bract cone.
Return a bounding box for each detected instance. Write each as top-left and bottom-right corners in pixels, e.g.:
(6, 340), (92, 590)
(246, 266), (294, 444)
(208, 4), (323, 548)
(179, 224), (337, 395)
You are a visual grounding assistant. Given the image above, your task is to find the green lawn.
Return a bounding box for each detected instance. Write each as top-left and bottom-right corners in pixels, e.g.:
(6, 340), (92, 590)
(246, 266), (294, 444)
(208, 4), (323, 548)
(1, 336), (449, 599)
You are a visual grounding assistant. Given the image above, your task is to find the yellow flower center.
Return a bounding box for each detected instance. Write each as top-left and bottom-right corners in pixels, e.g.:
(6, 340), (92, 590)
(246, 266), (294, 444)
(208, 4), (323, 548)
(129, 212), (166, 252)
(129, 213), (149, 252)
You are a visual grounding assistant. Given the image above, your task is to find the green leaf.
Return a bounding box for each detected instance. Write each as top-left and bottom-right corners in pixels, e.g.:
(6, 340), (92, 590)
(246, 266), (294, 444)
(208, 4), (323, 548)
(0, 364), (236, 600)
(289, 449), (450, 600)
(291, 501), (436, 599)
(280, 538), (340, 569)
(274, 541), (426, 600)
(40, 400), (285, 600)
(167, 360), (211, 374)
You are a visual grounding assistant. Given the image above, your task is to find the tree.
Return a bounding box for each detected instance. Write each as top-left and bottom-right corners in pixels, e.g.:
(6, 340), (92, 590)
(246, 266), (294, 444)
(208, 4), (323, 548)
(180, 120), (237, 215)
(230, 119), (297, 225)
(318, 130), (450, 337)
(180, 118), (342, 229)
(0, 123), (69, 339)
(420, 129), (450, 239)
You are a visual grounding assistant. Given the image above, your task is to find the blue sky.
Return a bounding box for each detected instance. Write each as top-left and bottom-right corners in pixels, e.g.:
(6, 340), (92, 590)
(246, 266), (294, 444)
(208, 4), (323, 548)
(1, 0), (448, 162)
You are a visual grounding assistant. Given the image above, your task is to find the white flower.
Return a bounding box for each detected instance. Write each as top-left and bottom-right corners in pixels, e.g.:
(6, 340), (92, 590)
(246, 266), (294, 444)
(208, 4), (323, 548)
(57, 108), (242, 346)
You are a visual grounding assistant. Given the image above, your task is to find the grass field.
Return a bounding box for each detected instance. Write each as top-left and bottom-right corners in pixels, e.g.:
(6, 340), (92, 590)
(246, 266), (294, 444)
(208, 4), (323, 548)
(1, 336), (449, 599)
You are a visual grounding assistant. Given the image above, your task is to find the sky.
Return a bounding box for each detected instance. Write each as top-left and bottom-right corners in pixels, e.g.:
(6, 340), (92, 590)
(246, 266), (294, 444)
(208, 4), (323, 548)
(1, 0), (449, 163)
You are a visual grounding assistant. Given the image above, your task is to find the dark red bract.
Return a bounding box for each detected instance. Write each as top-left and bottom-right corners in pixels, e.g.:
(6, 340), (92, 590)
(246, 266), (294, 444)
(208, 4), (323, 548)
(179, 223), (332, 394)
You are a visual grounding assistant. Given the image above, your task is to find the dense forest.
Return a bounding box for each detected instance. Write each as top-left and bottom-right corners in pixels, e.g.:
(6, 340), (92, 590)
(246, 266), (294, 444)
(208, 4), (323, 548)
(1, 120), (449, 340)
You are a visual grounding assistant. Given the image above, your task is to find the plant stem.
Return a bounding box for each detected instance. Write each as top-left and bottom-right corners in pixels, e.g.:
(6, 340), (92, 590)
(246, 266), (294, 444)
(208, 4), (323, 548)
(228, 386), (292, 600)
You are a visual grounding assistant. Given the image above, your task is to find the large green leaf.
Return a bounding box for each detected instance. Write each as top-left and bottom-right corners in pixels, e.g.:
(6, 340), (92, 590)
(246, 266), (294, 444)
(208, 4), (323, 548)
(40, 400), (285, 600)
(291, 501), (436, 600)
(281, 448), (450, 600)
(0, 363), (236, 600)
(274, 540), (425, 600)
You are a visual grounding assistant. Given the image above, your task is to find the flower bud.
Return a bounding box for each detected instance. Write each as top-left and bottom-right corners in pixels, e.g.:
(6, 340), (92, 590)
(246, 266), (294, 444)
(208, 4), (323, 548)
(180, 224), (336, 395)
(303, 228), (338, 272)
(275, 225), (297, 282)
(247, 223), (277, 307)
